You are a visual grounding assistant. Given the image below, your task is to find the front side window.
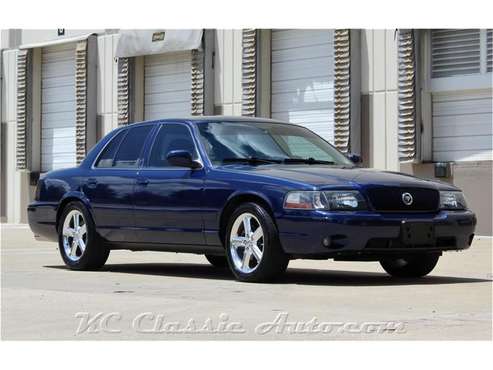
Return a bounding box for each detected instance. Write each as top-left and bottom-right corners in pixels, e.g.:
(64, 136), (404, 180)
(112, 125), (153, 168)
(147, 124), (197, 168)
(196, 121), (353, 166)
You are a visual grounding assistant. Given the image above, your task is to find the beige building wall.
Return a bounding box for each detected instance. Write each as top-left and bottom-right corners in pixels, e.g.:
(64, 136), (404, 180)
(1, 49), (31, 223)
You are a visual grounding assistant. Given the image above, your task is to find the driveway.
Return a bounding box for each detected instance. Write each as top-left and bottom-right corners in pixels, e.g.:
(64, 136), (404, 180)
(1, 224), (491, 340)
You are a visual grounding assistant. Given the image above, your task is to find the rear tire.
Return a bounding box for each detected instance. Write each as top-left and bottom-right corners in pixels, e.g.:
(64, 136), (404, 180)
(58, 201), (110, 270)
(205, 254), (228, 268)
(380, 254), (440, 278)
(225, 202), (289, 283)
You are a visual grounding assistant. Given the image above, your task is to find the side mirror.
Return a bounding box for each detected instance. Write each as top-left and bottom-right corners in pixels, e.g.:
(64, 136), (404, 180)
(347, 153), (362, 164)
(166, 150), (202, 169)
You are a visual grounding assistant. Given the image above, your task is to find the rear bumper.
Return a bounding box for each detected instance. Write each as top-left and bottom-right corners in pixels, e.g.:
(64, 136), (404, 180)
(27, 202), (58, 242)
(277, 210), (476, 258)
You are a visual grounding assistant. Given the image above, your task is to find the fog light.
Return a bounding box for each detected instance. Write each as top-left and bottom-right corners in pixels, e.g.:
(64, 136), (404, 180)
(322, 237), (331, 247)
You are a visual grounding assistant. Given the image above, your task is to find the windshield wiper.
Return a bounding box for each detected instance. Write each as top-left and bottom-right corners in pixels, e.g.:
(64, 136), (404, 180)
(282, 157), (335, 165)
(222, 157), (281, 165)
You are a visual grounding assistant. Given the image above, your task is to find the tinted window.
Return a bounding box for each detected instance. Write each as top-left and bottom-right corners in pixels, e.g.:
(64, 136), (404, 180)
(95, 130), (126, 168)
(148, 124), (197, 167)
(113, 125), (153, 168)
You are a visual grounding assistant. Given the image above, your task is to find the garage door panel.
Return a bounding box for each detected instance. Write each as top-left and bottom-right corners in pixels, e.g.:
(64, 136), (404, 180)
(272, 89), (334, 107)
(41, 153), (77, 171)
(433, 150), (493, 162)
(41, 100), (76, 114)
(432, 90), (492, 102)
(144, 52), (192, 120)
(271, 30), (335, 143)
(145, 103), (192, 119)
(42, 126), (76, 139)
(41, 63), (75, 78)
(433, 113), (493, 137)
(41, 86), (76, 103)
(276, 109), (334, 121)
(145, 52), (191, 65)
(41, 121), (76, 130)
(433, 97), (492, 116)
(144, 90), (191, 105)
(144, 74), (191, 94)
(272, 59), (332, 81)
(41, 113), (77, 129)
(41, 43), (77, 172)
(42, 139), (76, 154)
(42, 50), (75, 63)
(42, 76), (74, 89)
(272, 44), (333, 63)
(432, 90), (492, 162)
(433, 135), (492, 151)
(272, 78), (333, 95)
(272, 31), (333, 50)
(272, 29), (332, 40)
(145, 62), (191, 77)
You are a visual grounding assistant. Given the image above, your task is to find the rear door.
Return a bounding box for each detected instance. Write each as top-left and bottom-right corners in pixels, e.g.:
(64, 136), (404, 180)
(82, 125), (154, 242)
(133, 123), (206, 245)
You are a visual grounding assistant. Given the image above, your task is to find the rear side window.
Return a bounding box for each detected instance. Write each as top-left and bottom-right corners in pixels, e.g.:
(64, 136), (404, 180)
(112, 125), (153, 168)
(148, 124), (197, 167)
(95, 130), (126, 168)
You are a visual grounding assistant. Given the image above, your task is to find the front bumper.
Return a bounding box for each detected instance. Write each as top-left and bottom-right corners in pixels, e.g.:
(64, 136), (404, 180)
(277, 210), (476, 258)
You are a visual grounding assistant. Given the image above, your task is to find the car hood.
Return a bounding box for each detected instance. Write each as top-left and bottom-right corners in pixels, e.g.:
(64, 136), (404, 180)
(219, 164), (457, 190)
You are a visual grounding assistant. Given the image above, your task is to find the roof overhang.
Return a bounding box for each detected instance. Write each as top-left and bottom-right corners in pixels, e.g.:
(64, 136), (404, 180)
(115, 29), (203, 58)
(19, 33), (95, 49)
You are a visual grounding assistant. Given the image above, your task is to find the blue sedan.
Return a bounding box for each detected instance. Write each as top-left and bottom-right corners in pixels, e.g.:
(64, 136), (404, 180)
(28, 117), (476, 282)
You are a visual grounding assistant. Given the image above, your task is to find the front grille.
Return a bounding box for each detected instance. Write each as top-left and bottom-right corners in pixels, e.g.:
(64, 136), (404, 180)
(366, 187), (439, 212)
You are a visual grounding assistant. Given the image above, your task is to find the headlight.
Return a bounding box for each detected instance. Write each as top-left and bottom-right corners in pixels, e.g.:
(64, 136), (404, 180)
(284, 191), (367, 211)
(439, 191), (467, 210)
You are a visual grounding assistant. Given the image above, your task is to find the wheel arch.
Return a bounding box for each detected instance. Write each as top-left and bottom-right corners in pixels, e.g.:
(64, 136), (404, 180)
(56, 192), (95, 232)
(218, 191), (276, 245)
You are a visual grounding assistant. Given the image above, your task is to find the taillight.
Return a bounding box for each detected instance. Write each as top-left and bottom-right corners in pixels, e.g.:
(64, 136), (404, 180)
(34, 179), (42, 201)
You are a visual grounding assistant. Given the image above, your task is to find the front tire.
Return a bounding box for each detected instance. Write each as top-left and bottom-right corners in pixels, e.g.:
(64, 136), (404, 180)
(380, 254), (440, 278)
(58, 201), (110, 270)
(205, 254), (228, 268)
(225, 202), (288, 283)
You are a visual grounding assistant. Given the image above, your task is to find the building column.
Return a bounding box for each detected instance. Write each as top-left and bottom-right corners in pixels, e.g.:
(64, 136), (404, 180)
(360, 29), (399, 171)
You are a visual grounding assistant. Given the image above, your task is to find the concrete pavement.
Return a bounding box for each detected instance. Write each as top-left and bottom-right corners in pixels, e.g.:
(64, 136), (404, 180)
(1, 224), (491, 340)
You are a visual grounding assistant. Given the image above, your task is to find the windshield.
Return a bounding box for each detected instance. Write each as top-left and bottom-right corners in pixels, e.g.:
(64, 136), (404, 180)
(195, 121), (353, 166)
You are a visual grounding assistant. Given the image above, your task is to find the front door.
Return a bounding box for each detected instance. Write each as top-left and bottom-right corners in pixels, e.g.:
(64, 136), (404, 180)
(133, 123), (206, 245)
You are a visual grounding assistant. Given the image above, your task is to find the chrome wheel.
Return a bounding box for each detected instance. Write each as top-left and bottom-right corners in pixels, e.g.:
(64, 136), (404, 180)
(229, 212), (264, 274)
(62, 210), (87, 262)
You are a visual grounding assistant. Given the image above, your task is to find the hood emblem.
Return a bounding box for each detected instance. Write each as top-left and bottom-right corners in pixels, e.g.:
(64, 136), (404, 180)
(402, 192), (413, 206)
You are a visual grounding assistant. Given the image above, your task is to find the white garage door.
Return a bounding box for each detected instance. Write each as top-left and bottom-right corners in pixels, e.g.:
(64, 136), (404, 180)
(432, 90), (493, 162)
(271, 30), (335, 143)
(144, 51), (192, 120)
(41, 43), (77, 172)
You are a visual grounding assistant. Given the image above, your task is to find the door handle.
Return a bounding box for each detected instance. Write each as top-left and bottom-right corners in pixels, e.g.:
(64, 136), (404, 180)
(86, 178), (98, 188)
(136, 177), (149, 186)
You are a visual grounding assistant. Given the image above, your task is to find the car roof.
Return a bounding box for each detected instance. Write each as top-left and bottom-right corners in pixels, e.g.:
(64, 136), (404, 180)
(124, 116), (288, 127)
